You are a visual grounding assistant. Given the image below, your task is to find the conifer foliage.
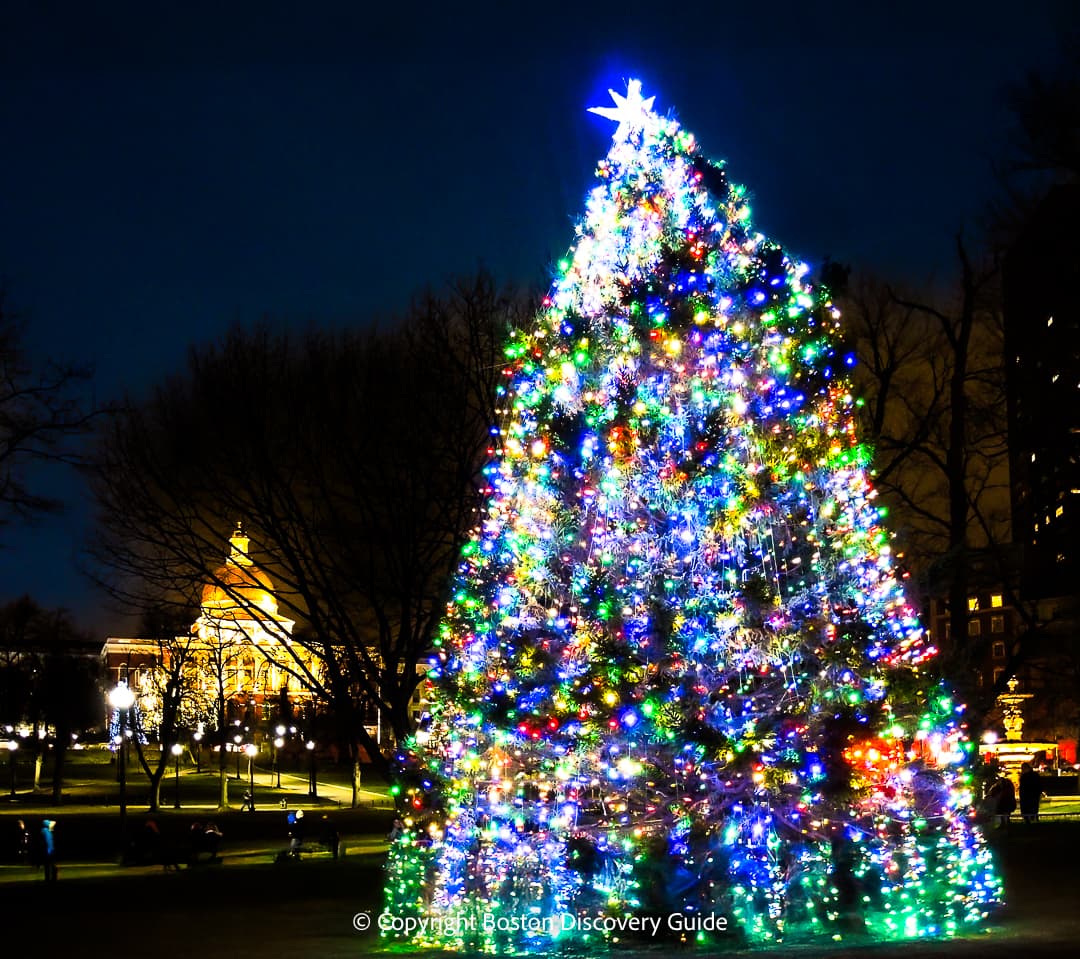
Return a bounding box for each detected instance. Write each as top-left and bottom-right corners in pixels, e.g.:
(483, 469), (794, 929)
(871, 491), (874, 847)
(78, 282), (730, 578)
(383, 80), (1001, 952)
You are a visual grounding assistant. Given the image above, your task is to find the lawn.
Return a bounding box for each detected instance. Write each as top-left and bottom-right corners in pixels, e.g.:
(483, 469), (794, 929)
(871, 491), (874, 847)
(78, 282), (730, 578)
(3, 740), (393, 813)
(1, 816), (1079, 958)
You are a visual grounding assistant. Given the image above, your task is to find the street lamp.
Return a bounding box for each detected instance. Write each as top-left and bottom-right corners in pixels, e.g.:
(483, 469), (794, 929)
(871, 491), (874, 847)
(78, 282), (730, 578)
(245, 743), (257, 811)
(273, 737), (284, 789)
(233, 732), (243, 779)
(171, 743), (183, 808)
(274, 726), (285, 789)
(6, 738), (17, 797)
(306, 740), (317, 798)
(193, 729), (203, 773)
(108, 683), (136, 861)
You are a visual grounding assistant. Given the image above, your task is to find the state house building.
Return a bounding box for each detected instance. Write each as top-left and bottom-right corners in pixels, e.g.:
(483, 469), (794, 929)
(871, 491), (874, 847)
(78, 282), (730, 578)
(103, 525), (320, 723)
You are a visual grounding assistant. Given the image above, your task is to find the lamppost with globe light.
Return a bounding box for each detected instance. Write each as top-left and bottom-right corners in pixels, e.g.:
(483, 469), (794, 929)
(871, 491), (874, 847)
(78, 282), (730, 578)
(108, 683), (136, 860)
(6, 737), (17, 797)
(193, 729), (203, 773)
(244, 743), (257, 811)
(171, 743), (183, 808)
(306, 739), (317, 798)
(233, 732), (243, 779)
(274, 725), (285, 789)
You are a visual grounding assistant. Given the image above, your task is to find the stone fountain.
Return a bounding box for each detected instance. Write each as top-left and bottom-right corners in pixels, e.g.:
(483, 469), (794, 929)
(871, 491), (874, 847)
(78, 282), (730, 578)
(978, 677), (1059, 777)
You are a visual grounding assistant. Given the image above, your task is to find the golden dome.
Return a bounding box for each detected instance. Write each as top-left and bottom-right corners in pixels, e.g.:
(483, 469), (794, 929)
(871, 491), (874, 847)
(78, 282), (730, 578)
(201, 522), (279, 617)
(200, 562), (278, 616)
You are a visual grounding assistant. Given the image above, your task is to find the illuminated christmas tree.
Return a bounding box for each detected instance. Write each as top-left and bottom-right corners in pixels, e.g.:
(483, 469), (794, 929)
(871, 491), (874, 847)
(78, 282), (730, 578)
(384, 80), (1001, 952)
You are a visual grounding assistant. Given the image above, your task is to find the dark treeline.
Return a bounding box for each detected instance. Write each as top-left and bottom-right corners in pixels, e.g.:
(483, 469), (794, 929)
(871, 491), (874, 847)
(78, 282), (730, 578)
(0, 596), (102, 801)
(84, 273), (534, 792)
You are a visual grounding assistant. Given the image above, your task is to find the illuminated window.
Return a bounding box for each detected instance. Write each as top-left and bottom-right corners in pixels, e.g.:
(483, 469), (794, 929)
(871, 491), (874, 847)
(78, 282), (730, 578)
(968, 597), (979, 612)
(968, 619), (982, 637)
(991, 615), (1005, 634)
(993, 667), (1005, 685)
(943, 622), (951, 640)
(992, 641), (1006, 659)
(1048, 316), (1054, 327)
(1056, 505), (1065, 518)
(991, 594), (1003, 608)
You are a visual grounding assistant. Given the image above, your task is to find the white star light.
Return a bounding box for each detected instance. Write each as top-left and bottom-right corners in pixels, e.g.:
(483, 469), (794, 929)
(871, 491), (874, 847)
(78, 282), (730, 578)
(588, 79), (656, 141)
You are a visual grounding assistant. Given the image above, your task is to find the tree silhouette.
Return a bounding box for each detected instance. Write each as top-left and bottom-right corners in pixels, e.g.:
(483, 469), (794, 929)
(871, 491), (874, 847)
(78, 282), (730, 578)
(86, 274), (525, 788)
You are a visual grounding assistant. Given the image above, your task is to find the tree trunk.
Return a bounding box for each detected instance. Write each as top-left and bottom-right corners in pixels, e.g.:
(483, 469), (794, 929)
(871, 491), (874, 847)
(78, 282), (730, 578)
(51, 740), (68, 804)
(354, 719), (390, 778)
(147, 768), (163, 811)
(51, 712), (74, 802)
(216, 690), (230, 810)
(351, 753), (362, 809)
(219, 747), (230, 809)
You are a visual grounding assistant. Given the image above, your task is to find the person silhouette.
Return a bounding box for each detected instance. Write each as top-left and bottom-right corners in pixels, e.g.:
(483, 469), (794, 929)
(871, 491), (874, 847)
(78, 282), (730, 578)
(986, 774), (1016, 829)
(40, 820), (58, 881)
(1018, 762), (1043, 823)
(203, 822), (223, 861)
(288, 809), (306, 858)
(320, 815), (340, 859)
(14, 819), (30, 864)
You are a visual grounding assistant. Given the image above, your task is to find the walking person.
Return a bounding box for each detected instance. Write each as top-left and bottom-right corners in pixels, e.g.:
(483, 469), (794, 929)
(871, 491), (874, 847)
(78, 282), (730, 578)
(13, 819), (30, 864)
(140, 819), (162, 866)
(320, 814), (340, 860)
(985, 774), (1016, 829)
(288, 809), (306, 858)
(203, 822), (223, 862)
(1018, 762), (1043, 823)
(39, 819), (58, 881)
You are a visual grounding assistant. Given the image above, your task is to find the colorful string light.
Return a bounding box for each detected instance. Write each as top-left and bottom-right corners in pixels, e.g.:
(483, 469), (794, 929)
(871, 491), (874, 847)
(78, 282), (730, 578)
(383, 79), (1002, 953)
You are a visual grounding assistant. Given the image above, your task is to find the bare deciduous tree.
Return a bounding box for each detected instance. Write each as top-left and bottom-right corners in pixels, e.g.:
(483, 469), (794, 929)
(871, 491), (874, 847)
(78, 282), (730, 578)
(0, 287), (99, 531)
(86, 274), (527, 799)
(842, 249), (1010, 712)
(123, 606), (215, 811)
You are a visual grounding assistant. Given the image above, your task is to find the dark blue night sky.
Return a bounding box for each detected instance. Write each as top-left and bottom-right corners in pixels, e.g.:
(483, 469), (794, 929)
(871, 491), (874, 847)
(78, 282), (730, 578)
(0, 0), (1072, 634)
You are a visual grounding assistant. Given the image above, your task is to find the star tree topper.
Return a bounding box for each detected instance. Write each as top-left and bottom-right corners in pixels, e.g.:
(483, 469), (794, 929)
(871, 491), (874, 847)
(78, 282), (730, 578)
(588, 78), (656, 141)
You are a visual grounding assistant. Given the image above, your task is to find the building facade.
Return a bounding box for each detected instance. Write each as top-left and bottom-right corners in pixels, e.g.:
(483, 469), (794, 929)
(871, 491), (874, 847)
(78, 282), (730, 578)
(103, 525), (320, 730)
(1004, 183), (1080, 599)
